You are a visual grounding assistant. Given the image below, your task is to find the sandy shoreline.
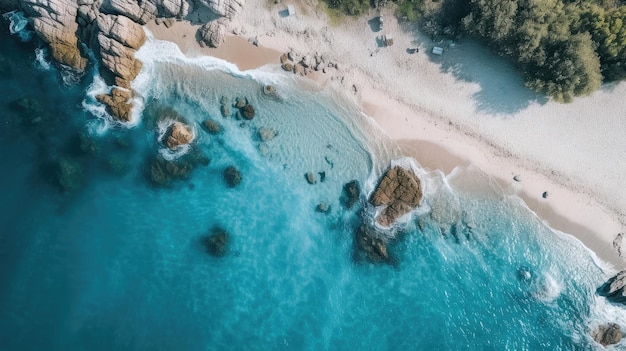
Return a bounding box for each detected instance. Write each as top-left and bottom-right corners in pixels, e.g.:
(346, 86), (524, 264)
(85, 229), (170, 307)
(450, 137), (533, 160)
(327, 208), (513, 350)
(144, 5), (626, 269)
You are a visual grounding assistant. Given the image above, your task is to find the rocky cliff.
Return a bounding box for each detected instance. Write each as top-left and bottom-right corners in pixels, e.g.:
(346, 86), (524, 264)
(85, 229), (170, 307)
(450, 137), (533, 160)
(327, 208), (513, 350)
(2, 0), (245, 122)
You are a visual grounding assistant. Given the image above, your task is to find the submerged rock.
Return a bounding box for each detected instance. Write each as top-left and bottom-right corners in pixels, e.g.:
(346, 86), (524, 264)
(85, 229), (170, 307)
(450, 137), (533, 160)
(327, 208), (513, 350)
(592, 323), (622, 346)
(224, 165), (242, 188)
(106, 155), (130, 175)
(258, 127), (276, 141)
(148, 155), (193, 186)
(354, 224), (388, 263)
(164, 121), (194, 149)
(202, 119), (222, 134)
(202, 226), (230, 257)
(342, 180), (361, 209)
(55, 157), (84, 192)
(370, 165), (422, 227)
(316, 202), (330, 213)
(234, 97), (247, 108)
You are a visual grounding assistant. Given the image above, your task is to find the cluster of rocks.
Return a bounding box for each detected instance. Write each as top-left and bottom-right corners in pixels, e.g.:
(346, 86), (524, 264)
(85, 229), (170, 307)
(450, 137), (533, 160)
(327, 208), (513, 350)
(305, 171), (326, 185)
(219, 96), (255, 120)
(369, 165), (422, 227)
(1, 0), (246, 122)
(280, 50), (336, 76)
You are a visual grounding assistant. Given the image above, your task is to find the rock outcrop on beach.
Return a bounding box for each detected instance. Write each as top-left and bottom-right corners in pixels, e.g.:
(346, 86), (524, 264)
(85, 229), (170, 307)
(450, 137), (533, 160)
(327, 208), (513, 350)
(198, 20), (226, 48)
(592, 323), (622, 346)
(370, 165), (422, 227)
(597, 270), (626, 304)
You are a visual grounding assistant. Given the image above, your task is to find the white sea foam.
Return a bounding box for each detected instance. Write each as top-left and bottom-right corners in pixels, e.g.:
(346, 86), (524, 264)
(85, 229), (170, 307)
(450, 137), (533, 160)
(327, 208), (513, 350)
(4, 11), (32, 41)
(34, 48), (51, 70)
(532, 271), (564, 304)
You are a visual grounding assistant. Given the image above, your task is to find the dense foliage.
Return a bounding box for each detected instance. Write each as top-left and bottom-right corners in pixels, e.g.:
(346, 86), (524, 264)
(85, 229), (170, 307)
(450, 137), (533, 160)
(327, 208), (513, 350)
(326, 0), (626, 101)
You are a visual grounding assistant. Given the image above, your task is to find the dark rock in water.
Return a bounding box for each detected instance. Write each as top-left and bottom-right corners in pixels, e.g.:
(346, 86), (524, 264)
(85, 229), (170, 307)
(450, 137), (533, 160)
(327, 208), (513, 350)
(202, 119), (222, 134)
(224, 166), (242, 188)
(202, 226), (230, 257)
(592, 323), (622, 346)
(146, 146), (209, 187)
(305, 172), (316, 184)
(342, 180), (361, 209)
(316, 202), (330, 213)
(220, 96), (230, 105)
(354, 224), (388, 263)
(241, 104), (255, 120)
(55, 157), (84, 192)
(370, 165), (422, 227)
(106, 155), (130, 175)
(221, 104), (230, 118)
(235, 97), (247, 108)
(148, 156), (193, 187)
(319, 171), (326, 182)
(513, 175), (522, 182)
(542, 191), (549, 199)
(11, 97), (48, 125)
(598, 270), (626, 304)
(78, 132), (100, 154)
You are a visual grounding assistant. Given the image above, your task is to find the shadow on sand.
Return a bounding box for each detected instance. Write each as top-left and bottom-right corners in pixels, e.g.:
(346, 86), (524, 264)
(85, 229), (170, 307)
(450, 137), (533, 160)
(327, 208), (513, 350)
(399, 21), (548, 115)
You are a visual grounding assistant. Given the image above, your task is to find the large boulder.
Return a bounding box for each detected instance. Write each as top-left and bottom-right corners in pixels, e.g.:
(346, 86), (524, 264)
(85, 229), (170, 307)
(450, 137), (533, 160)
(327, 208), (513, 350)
(592, 323), (622, 347)
(96, 87), (134, 122)
(198, 20), (226, 48)
(164, 121), (194, 149)
(157, 0), (192, 18)
(370, 165), (422, 227)
(196, 0), (244, 19)
(598, 270), (626, 304)
(99, 0), (158, 24)
(24, 0), (89, 70)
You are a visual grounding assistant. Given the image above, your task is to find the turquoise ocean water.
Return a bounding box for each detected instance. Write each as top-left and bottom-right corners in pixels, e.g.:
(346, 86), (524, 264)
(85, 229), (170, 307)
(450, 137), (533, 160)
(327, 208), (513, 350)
(1, 23), (625, 350)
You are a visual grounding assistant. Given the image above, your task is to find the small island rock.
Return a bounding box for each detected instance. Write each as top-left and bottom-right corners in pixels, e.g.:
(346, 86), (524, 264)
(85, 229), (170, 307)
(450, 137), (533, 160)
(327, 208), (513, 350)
(164, 121), (194, 149)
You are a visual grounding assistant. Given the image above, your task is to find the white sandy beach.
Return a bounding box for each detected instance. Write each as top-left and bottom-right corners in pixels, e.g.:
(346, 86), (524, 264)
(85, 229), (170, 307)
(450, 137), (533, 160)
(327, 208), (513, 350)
(146, 1), (626, 268)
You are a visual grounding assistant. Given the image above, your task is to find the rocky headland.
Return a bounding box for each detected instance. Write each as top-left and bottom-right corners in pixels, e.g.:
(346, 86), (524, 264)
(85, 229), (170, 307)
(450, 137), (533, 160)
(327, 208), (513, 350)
(0, 0), (245, 122)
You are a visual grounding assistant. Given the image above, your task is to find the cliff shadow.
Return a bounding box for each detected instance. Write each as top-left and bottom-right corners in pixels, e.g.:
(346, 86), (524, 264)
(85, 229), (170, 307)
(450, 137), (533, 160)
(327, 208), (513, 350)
(398, 20), (548, 115)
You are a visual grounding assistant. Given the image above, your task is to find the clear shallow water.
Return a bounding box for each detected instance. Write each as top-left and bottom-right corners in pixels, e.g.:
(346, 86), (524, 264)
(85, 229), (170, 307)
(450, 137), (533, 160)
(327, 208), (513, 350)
(1, 28), (625, 351)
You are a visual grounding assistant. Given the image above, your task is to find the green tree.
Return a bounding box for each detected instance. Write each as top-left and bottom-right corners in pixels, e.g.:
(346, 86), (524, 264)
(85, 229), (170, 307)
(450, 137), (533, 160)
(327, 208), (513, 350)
(526, 33), (602, 101)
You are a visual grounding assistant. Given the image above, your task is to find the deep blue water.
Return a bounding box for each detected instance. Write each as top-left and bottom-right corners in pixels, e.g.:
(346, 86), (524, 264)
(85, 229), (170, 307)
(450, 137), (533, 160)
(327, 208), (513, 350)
(0, 26), (623, 351)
